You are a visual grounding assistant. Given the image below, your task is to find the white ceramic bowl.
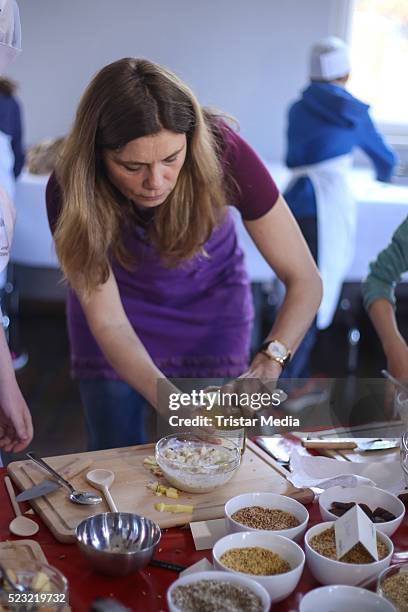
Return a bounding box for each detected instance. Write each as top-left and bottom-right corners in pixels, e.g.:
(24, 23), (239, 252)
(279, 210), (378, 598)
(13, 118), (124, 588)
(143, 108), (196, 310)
(225, 492), (309, 542)
(299, 585), (395, 612)
(319, 485), (405, 536)
(304, 521), (393, 586)
(167, 570), (271, 612)
(212, 531), (305, 602)
(377, 562), (408, 609)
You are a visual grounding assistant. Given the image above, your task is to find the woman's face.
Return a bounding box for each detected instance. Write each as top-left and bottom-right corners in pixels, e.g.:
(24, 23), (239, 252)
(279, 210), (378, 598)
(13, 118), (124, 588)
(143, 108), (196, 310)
(103, 129), (187, 208)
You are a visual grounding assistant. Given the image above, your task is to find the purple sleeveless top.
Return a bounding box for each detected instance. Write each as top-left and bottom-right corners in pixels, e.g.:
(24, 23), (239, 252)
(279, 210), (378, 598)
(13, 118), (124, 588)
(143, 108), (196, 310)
(46, 124), (279, 379)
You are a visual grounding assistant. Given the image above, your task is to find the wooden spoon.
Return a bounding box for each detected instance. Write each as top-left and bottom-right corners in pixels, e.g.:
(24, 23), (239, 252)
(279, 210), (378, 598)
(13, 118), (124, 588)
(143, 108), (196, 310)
(4, 477), (39, 537)
(86, 469), (118, 512)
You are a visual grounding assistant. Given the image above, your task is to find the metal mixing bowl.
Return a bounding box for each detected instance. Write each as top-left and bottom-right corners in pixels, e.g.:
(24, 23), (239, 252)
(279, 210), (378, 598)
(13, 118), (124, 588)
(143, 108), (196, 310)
(75, 512), (161, 576)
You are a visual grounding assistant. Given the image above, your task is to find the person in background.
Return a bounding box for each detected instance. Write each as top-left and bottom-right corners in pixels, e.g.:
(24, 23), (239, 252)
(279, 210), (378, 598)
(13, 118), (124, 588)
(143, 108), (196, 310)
(281, 36), (396, 401)
(363, 216), (408, 382)
(0, 0), (32, 461)
(0, 50), (24, 299)
(46, 57), (322, 451)
(0, 76), (24, 184)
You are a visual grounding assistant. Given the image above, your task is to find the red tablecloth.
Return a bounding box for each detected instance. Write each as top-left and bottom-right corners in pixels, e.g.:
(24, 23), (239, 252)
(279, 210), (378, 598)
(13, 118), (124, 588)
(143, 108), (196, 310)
(1, 467), (407, 612)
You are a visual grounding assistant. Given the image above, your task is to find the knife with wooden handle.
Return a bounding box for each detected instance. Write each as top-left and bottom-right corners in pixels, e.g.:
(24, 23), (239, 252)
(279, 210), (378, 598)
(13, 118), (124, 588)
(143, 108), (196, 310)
(15, 456), (92, 502)
(302, 439), (357, 450)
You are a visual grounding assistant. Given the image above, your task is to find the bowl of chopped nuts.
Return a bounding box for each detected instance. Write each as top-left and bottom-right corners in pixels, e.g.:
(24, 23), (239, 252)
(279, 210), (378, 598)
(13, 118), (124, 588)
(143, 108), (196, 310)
(155, 433), (241, 493)
(304, 521), (393, 586)
(212, 530), (305, 602)
(377, 563), (408, 610)
(319, 485), (405, 536)
(167, 570), (271, 612)
(225, 492), (309, 541)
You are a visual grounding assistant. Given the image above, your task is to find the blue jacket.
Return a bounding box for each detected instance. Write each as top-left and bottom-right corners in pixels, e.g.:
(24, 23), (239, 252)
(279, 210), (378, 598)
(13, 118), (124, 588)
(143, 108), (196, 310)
(284, 82), (397, 217)
(0, 93), (24, 178)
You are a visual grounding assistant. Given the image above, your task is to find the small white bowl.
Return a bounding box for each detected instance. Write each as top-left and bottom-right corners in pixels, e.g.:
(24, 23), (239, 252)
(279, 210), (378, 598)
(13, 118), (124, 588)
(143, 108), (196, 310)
(319, 485), (405, 536)
(225, 492), (309, 541)
(304, 521), (393, 586)
(166, 570), (271, 612)
(299, 585), (395, 612)
(212, 531), (305, 602)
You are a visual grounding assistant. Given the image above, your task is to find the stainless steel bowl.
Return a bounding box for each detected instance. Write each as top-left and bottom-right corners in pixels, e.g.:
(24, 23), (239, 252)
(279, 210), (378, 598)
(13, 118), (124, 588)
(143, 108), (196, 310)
(75, 512), (161, 576)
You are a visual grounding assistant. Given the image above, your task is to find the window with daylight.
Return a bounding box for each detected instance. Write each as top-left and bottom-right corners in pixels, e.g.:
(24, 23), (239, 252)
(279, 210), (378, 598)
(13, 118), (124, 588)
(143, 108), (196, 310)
(348, 0), (408, 133)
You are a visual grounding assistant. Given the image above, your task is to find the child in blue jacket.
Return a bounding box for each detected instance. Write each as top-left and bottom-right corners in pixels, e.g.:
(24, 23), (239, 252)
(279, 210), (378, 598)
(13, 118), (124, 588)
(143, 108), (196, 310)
(282, 37), (396, 392)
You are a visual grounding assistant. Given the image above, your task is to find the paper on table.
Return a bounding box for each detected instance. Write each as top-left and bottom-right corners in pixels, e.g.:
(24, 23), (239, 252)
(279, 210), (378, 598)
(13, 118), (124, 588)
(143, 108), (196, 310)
(180, 558), (214, 577)
(288, 449), (405, 493)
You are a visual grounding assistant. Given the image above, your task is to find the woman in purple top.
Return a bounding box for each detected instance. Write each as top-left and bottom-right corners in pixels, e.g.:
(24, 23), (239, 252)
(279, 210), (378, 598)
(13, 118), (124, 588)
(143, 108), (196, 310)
(46, 58), (322, 450)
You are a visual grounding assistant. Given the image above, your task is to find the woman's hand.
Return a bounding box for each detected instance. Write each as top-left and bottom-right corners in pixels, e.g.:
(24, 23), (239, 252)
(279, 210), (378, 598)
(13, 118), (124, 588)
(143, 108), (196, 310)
(240, 351), (283, 388)
(219, 352), (287, 418)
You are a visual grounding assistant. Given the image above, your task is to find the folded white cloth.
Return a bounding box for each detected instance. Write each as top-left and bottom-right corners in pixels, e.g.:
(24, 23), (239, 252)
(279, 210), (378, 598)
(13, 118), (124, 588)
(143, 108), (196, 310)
(288, 449), (405, 493)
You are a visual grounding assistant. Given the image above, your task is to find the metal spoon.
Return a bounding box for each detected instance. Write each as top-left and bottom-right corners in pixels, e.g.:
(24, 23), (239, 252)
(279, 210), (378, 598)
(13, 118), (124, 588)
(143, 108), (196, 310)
(27, 452), (102, 506)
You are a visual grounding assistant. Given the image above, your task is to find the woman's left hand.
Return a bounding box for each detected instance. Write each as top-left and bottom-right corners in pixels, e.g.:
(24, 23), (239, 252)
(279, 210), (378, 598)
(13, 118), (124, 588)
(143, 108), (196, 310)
(240, 351), (283, 389)
(220, 352), (286, 417)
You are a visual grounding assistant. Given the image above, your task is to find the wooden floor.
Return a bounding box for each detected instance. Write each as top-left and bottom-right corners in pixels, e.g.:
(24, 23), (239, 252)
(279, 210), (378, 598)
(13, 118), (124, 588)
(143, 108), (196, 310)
(2, 282), (407, 465)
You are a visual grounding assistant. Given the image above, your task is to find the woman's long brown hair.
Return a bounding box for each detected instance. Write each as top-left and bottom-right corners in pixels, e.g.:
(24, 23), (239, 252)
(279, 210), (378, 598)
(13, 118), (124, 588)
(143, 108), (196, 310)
(55, 58), (228, 298)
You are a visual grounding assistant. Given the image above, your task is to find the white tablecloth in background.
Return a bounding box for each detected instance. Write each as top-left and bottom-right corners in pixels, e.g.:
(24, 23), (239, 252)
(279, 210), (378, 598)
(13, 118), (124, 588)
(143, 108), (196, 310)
(10, 172), (57, 267)
(232, 164), (408, 283)
(10, 167), (408, 284)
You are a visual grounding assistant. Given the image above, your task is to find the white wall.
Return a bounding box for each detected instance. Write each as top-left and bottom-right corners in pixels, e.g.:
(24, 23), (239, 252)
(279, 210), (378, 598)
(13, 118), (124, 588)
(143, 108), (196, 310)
(8, 0), (339, 161)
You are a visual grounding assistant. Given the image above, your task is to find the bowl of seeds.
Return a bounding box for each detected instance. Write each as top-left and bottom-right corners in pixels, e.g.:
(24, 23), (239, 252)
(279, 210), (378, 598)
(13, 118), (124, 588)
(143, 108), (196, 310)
(304, 521), (393, 586)
(225, 492), (309, 541)
(167, 570), (271, 612)
(212, 531), (305, 602)
(377, 563), (408, 611)
(319, 485), (405, 536)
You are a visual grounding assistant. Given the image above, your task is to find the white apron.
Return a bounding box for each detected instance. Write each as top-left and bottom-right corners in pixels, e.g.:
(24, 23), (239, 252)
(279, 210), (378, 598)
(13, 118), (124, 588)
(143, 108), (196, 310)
(290, 154), (356, 329)
(0, 184), (14, 288)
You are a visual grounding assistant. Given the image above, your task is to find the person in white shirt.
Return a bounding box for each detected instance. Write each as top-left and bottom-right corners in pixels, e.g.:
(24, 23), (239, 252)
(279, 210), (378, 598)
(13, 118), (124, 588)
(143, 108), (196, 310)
(0, 0), (32, 458)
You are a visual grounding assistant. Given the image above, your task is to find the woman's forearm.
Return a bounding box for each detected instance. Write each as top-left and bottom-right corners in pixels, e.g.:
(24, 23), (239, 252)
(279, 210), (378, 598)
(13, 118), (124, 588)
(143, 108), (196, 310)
(263, 273), (322, 352)
(89, 318), (175, 414)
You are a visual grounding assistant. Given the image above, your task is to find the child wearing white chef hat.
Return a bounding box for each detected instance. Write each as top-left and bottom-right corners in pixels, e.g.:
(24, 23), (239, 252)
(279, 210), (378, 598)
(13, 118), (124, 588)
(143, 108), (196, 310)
(0, 0), (32, 461)
(309, 36), (351, 82)
(280, 35), (396, 407)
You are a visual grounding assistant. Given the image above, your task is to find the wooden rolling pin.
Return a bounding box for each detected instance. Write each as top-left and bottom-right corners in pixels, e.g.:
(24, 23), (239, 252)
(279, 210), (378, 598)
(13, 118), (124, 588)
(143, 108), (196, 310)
(302, 439), (357, 450)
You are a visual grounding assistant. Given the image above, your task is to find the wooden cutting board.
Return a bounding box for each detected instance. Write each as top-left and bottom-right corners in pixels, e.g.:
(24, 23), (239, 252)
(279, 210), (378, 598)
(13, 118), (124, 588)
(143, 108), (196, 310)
(0, 539), (47, 563)
(7, 440), (313, 543)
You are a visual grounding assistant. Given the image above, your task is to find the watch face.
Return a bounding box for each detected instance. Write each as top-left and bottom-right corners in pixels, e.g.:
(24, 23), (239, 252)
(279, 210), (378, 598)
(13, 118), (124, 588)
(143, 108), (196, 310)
(268, 341), (287, 359)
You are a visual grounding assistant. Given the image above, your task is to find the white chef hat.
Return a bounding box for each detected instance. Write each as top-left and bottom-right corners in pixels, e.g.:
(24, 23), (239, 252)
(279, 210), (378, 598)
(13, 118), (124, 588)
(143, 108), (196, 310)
(0, 0), (21, 73)
(310, 36), (350, 81)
